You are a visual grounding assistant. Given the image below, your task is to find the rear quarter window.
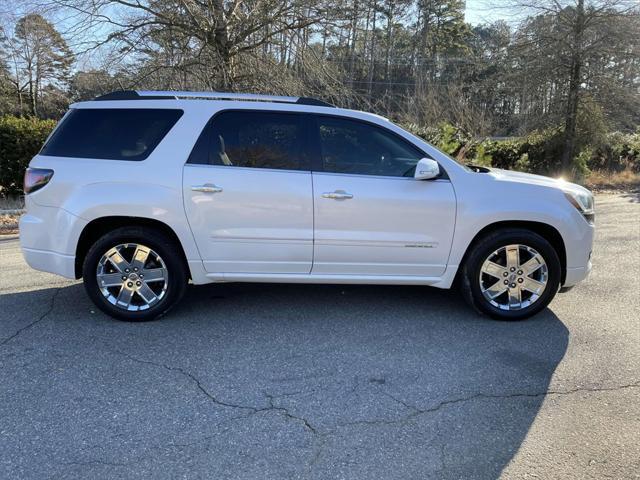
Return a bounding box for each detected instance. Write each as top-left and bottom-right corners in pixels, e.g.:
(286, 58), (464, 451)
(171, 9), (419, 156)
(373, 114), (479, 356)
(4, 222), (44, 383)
(40, 108), (183, 161)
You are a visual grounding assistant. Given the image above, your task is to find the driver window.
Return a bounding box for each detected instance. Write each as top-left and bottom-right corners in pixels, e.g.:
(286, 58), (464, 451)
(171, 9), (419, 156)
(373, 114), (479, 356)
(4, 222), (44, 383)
(317, 116), (424, 177)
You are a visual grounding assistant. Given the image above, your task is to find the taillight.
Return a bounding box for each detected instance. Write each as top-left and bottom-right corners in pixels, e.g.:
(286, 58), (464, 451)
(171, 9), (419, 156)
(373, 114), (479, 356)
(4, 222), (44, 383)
(24, 168), (54, 194)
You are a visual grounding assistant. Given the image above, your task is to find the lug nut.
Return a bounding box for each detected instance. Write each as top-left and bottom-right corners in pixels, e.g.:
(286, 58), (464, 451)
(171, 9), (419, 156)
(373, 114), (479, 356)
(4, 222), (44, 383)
(127, 282), (133, 288)
(121, 276), (127, 281)
(134, 267), (138, 272)
(510, 267), (516, 272)
(510, 283), (516, 288)
(125, 268), (130, 273)
(139, 274), (144, 278)
(504, 280), (509, 285)
(518, 278), (524, 283)
(136, 281), (141, 286)
(517, 270), (523, 275)
(503, 272), (508, 277)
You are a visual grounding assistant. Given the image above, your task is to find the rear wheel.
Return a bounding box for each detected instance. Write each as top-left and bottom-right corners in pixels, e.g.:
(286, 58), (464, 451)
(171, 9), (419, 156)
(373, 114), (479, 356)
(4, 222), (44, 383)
(82, 226), (187, 321)
(461, 228), (561, 320)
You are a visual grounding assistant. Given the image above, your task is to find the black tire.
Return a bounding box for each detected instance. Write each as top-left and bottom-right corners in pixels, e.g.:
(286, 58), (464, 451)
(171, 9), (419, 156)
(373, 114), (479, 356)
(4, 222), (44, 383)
(82, 226), (188, 321)
(460, 228), (561, 321)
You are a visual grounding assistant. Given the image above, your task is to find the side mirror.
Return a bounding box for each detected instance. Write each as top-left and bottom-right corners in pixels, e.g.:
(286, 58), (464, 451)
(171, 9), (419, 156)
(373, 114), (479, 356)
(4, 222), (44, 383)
(414, 158), (440, 180)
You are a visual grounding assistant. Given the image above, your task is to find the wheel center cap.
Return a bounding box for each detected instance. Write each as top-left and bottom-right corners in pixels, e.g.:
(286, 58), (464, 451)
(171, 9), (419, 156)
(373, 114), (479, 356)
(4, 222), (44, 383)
(509, 273), (517, 282)
(128, 273), (139, 281)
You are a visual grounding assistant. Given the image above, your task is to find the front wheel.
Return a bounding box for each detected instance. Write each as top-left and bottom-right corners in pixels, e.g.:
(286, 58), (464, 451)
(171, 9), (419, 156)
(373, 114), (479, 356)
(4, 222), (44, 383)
(461, 229), (561, 320)
(82, 226), (188, 321)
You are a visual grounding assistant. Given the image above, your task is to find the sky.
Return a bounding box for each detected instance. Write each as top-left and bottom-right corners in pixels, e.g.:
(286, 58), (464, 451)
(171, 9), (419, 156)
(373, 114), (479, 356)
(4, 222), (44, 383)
(465, 0), (522, 25)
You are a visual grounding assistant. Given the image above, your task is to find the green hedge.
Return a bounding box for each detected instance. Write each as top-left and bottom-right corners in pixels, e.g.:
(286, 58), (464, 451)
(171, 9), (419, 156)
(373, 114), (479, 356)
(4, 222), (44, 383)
(403, 122), (567, 174)
(483, 128), (567, 175)
(0, 115), (56, 197)
(588, 131), (640, 173)
(404, 121), (640, 181)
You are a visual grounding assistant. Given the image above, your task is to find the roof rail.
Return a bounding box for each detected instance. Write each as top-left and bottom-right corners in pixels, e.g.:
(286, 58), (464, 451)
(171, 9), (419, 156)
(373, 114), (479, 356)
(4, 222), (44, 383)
(94, 90), (335, 107)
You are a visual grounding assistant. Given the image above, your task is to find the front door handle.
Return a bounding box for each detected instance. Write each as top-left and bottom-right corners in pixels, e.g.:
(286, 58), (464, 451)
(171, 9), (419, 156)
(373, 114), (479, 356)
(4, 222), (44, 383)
(192, 183), (223, 193)
(322, 190), (353, 200)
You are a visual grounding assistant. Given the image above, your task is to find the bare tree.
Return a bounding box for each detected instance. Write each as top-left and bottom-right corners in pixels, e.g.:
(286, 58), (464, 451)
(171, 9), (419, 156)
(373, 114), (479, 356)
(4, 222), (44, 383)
(51, 0), (326, 90)
(2, 13), (72, 115)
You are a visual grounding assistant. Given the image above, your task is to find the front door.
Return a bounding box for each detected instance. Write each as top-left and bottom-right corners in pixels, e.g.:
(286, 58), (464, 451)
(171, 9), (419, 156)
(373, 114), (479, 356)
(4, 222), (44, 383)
(310, 115), (456, 277)
(183, 110), (313, 274)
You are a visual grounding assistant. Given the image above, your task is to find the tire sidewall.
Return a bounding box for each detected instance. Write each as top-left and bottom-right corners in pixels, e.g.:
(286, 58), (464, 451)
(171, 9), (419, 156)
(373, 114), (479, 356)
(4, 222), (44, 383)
(82, 227), (187, 321)
(464, 230), (561, 320)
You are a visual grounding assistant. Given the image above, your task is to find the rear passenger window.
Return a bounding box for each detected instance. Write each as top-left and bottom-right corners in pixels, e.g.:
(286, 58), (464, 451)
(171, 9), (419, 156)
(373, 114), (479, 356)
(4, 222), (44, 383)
(41, 109), (183, 161)
(189, 111), (308, 171)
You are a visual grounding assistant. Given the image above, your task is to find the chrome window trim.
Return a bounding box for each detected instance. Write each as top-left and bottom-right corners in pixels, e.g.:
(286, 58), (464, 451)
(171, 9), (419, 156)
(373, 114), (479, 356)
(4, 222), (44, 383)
(183, 163), (311, 175)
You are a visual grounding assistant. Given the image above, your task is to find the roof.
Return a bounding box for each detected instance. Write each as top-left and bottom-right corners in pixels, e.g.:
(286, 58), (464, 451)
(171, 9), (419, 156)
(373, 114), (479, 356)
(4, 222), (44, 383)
(94, 90), (335, 108)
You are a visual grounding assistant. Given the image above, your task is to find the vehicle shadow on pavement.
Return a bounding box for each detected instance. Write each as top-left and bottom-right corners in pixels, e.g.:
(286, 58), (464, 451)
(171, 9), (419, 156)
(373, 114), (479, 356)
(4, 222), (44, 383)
(1, 282), (568, 479)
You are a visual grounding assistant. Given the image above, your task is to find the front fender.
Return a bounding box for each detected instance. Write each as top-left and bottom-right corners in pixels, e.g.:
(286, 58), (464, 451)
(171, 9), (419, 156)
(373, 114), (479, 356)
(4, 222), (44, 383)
(449, 180), (592, 271)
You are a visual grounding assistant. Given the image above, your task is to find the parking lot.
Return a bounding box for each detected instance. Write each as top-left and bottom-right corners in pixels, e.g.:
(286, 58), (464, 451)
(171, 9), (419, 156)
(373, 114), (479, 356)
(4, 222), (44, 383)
(1, 192), (638, 479)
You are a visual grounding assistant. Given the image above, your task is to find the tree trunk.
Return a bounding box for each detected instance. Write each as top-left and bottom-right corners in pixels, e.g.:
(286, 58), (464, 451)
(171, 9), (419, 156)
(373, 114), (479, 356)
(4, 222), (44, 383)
(384, 3), (393, 90)
(367, 0), (377, 98)
(560, 0), (585, 178)
(28, 77), (36, 116)
(348, 0), (359, 94)
(218, 52), (234, 90)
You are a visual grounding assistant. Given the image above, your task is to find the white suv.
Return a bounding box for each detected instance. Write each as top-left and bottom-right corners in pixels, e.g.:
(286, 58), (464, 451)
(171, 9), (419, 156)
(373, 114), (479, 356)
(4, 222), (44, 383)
(20, 90), (594, 321)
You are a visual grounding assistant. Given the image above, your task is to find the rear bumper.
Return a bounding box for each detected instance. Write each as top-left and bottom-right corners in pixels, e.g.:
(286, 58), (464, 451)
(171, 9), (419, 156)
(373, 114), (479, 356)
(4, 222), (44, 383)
(19, 201), (86, 279)
(21, 247), (76, 279)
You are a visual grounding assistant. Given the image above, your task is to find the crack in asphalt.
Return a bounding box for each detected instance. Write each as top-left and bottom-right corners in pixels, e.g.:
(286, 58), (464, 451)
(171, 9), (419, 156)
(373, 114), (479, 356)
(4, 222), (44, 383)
(335, 382), (640, 429)
(262, 391), (317, 434)
(113, 350), (256, 412)
(111, 347), (640, 435)
(306, 434), (328, 477)
(65, 350), (640, 473)
(0, 287), (60, 347)
(112, 350), (318, 434)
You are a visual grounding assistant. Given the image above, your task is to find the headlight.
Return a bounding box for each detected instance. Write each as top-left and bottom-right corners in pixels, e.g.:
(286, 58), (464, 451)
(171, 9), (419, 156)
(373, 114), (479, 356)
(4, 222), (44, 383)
(564, 190), (594, 223)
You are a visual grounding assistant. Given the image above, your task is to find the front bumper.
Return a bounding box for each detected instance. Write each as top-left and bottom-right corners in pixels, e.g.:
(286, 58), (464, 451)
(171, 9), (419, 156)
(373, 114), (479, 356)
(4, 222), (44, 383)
(561, 214), (594, 288)
(563, 260), (592, 288)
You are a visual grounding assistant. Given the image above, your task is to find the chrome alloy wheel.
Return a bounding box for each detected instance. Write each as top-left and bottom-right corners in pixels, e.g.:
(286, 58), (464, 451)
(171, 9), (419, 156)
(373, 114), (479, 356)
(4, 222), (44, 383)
(96, 243), (169, 311)
(479, 244), (549, 311)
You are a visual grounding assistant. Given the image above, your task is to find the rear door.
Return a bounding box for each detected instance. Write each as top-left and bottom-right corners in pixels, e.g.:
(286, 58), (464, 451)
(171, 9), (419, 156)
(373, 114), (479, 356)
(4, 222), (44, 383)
(183, 110), (314, 274)
(310, 115), (456, 277)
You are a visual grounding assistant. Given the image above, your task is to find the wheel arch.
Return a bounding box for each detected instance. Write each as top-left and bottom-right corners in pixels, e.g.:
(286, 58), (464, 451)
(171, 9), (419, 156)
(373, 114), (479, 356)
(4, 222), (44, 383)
(456, 220), (567, 285)
(74, 216), (190, 279)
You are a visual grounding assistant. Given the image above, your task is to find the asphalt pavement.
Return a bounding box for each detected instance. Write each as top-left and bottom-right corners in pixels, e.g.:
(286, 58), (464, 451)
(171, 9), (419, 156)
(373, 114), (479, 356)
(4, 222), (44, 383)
(1, 192), (638, 479)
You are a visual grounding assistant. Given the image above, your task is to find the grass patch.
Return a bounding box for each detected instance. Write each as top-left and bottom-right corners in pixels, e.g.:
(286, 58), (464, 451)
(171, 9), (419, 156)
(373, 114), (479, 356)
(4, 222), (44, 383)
(0, 213), (20, 235)
(0, 196), (23, 235)
(584, 169), (640, 192)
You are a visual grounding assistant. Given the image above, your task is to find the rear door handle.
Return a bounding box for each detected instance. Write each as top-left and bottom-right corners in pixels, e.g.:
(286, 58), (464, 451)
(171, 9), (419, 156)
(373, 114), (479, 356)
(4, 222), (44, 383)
(322, 190), (353, 200)
(192, 183), (223, 193)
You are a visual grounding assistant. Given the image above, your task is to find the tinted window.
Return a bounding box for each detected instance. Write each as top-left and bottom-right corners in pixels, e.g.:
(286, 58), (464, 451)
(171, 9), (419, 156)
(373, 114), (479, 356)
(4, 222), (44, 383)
(317, 116), (424, 177)
(189, 111), (308, 171)
(41, 108), (183, 161)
